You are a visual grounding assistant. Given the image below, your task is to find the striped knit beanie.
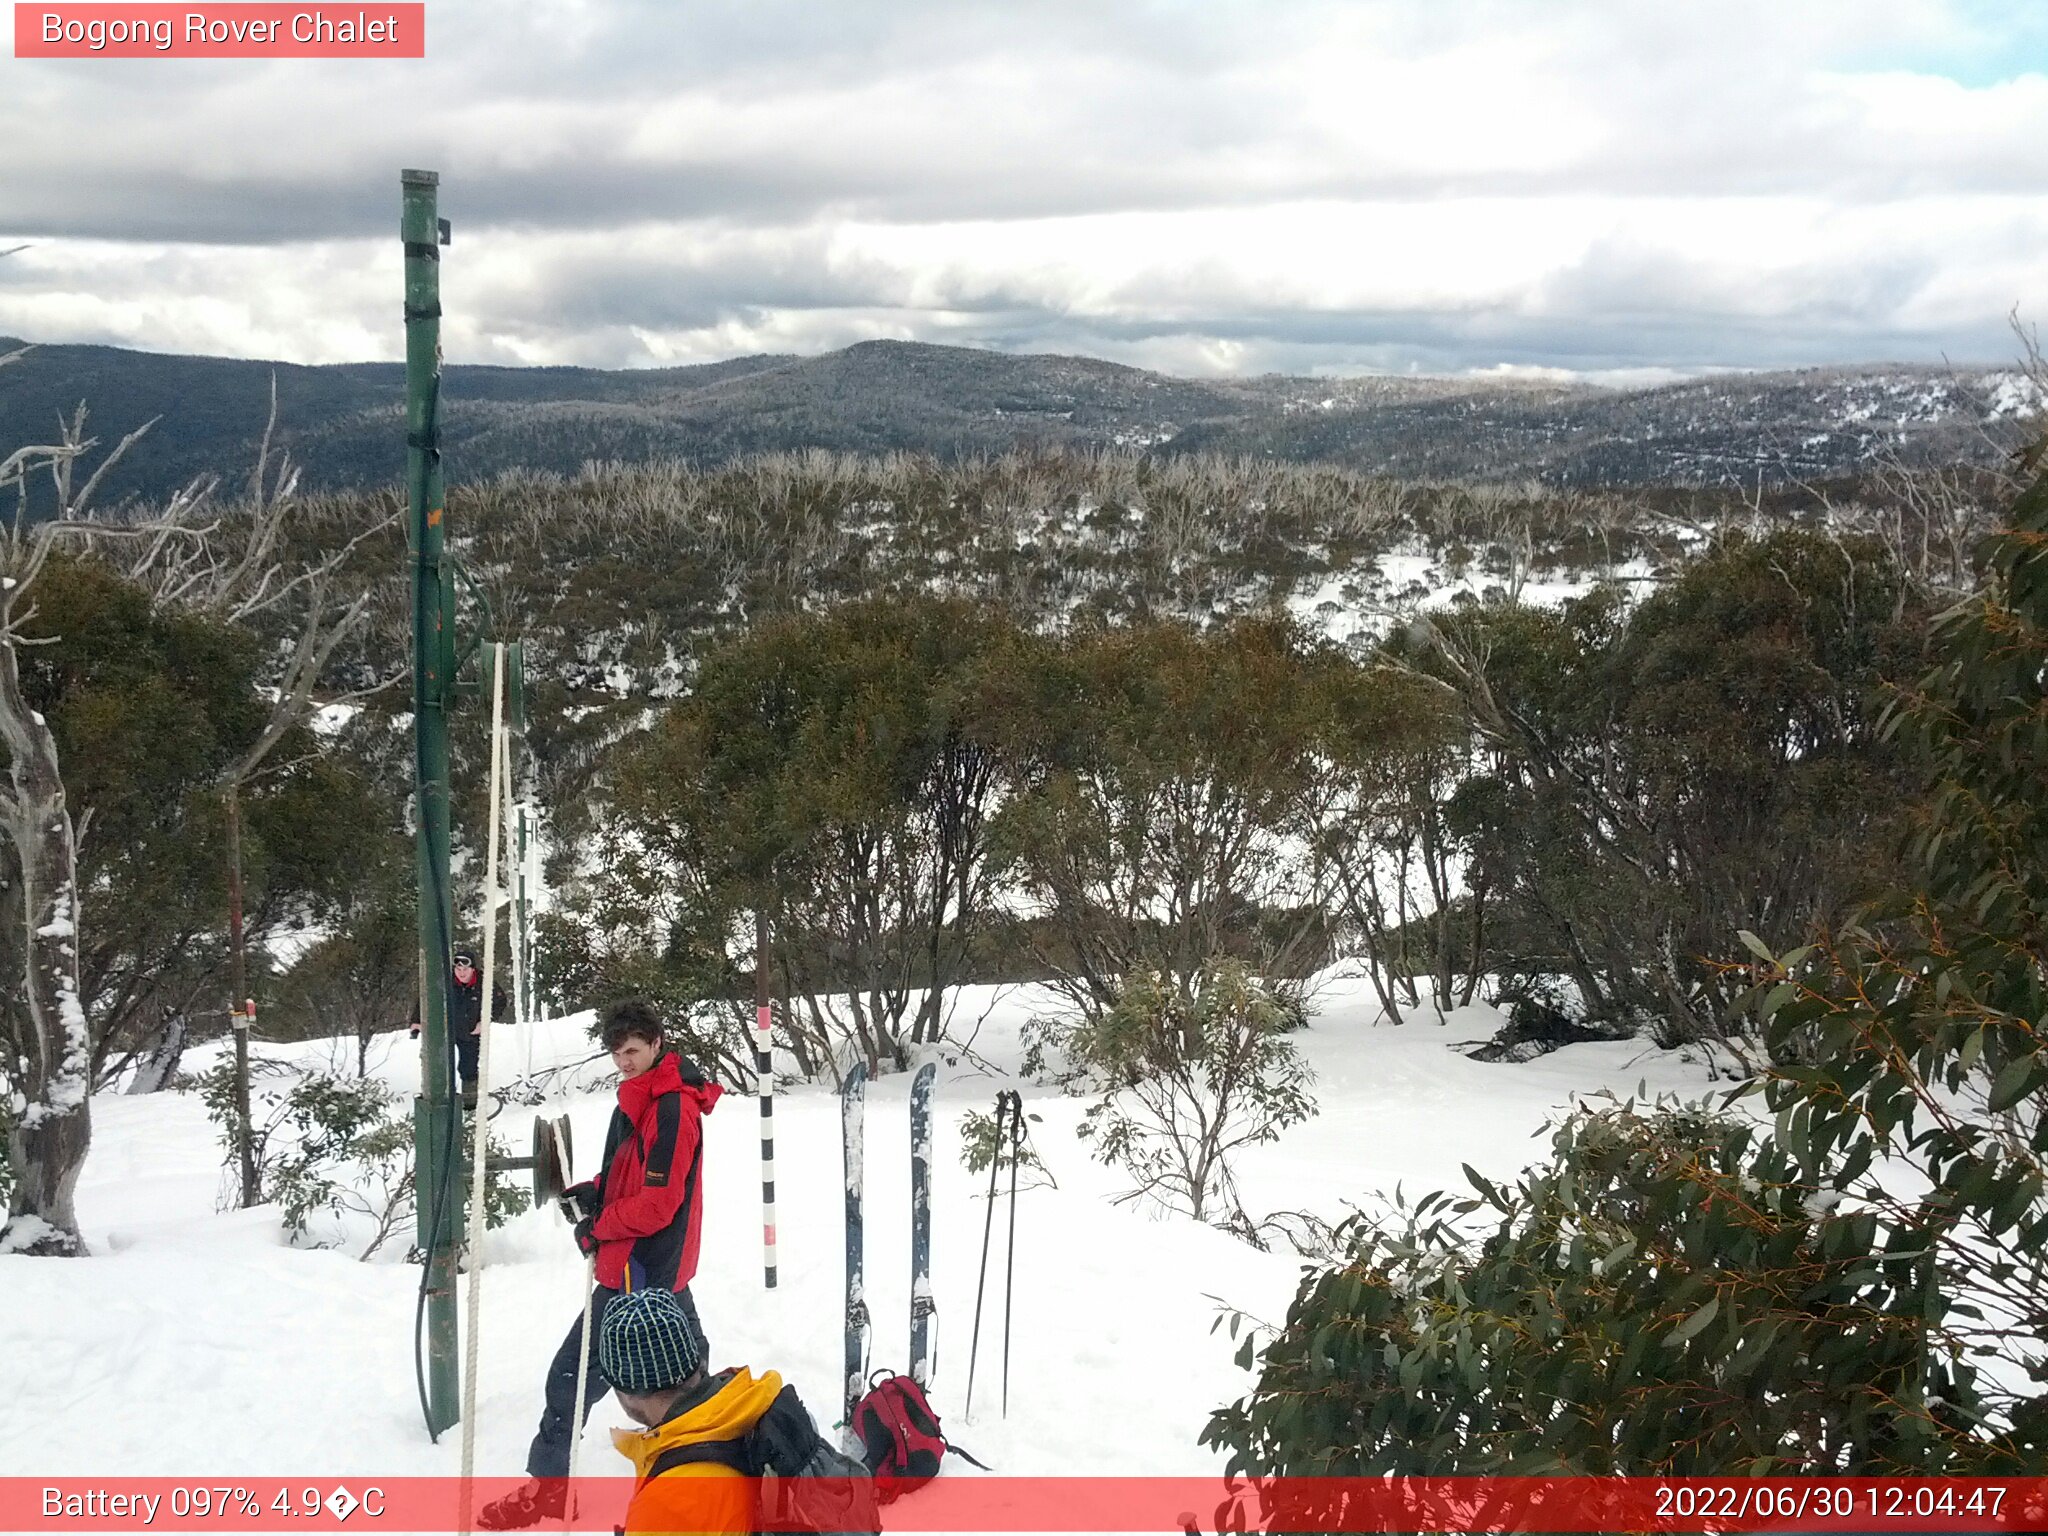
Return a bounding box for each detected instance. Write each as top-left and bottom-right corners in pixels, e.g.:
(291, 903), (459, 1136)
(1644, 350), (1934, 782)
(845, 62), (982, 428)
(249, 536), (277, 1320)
(598, 1288), (704, 1394)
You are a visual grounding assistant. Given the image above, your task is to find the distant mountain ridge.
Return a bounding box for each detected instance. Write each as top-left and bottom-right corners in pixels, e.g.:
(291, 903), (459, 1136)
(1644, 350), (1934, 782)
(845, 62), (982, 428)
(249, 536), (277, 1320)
(0, 334), (2034, 508)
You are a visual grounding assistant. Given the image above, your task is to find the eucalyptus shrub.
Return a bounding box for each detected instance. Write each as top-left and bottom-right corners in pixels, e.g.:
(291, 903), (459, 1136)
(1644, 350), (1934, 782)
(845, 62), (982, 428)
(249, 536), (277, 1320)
(1069, 962), (1315, 1224)
(199, 1063), (527, 1257)
(1207, 452), (2048, 1483)
(1205, 1099), (1968, 1480)
(1736, 453), (2048, 1465)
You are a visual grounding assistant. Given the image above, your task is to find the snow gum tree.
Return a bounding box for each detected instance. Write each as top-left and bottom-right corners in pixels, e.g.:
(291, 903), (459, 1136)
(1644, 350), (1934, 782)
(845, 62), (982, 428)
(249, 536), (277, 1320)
(0, 389), (380, 1252)
(992, 617), (1338, 1024)
(1205, 1098), (1984, 1496)
(1309, 660), (1481, 1025)
(1737, 444), (2048, 1460)
(1402, 528), (1920, 1050)
(612, 592), (1034, 1078)
(0, 420), (139, 1252)
(0, 549), (369, 1252)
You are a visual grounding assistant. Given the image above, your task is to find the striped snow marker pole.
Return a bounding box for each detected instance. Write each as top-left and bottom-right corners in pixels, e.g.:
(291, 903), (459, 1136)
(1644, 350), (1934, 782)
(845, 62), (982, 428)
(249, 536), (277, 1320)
(756, 913), (778, 1289)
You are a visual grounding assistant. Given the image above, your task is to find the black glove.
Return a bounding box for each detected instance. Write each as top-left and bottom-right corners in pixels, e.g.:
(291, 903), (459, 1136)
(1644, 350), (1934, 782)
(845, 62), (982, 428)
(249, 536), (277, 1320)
(572, 1216), (599, 1257)
(558, 1181), (601, 1223)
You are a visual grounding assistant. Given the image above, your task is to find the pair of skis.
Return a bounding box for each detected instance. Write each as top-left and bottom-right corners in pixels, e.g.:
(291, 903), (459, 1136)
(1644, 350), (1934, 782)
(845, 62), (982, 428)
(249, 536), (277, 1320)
(841, 1060), (938, 1433)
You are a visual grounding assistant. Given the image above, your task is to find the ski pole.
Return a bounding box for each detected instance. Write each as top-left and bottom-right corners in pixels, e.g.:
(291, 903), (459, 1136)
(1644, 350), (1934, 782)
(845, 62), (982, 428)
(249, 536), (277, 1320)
(1001, 1089), (1022, 1418)
(963, 1090), (1012, 1421)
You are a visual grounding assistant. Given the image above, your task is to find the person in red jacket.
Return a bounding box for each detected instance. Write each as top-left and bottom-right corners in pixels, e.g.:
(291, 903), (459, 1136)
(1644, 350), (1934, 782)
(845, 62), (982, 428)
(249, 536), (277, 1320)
(479, 998), (724, 1531)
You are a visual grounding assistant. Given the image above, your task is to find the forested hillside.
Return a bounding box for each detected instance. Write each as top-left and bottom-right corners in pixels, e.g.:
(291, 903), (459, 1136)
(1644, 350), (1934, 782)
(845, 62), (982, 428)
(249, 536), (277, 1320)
(0, 334), (2033, 513)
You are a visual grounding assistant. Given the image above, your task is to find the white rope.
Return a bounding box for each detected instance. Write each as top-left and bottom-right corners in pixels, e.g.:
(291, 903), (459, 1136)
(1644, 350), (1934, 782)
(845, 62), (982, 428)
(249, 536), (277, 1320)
(500, 733), (535, 1083)
(458, 642), (509, 1524)
(525, 801), (550, 1024)
(500, 728), (526, 1030)
(565, 1245), (597, 1525)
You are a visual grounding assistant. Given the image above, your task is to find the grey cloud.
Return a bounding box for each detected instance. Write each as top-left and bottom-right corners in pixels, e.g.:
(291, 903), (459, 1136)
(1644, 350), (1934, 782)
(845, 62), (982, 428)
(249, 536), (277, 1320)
(967, 308), (2025, 377)
(3, 0), (2045, 375)
(11, 191), (2032, 377)
(6, 1), (2046, 247)
(455, 241), (2030, 377)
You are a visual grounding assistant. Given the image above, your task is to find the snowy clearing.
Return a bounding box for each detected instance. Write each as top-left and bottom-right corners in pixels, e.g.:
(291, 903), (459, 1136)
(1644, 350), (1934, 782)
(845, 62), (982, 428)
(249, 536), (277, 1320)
(0, 978), (1715, 1482)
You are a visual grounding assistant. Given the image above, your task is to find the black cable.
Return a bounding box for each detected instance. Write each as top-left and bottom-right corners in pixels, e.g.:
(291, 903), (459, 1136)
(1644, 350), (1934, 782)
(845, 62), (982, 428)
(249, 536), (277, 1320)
(412, 823), (462, 1441)
(409, 378), (466, 1440)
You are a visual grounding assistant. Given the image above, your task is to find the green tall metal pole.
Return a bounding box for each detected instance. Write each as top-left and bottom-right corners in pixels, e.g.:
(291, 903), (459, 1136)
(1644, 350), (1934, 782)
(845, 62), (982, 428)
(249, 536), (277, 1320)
(402, 167), (462, 1439)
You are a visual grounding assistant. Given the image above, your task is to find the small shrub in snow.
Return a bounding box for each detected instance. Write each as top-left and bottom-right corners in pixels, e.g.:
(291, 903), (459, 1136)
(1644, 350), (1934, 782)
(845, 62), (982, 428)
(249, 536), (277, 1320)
(198, 1063), (526, 1258)
(956, 1103), (1056, 1192)
(1066, 962), (1315, 1225)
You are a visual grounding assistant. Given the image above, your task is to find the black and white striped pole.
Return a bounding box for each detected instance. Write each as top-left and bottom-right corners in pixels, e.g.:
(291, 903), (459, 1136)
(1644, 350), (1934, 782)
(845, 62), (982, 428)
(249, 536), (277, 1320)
(755, 911), (778, 1289)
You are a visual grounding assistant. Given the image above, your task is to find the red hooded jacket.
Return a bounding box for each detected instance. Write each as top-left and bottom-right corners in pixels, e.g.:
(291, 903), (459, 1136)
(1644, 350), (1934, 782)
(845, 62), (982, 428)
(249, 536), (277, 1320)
(590, 1050), (723, 1292)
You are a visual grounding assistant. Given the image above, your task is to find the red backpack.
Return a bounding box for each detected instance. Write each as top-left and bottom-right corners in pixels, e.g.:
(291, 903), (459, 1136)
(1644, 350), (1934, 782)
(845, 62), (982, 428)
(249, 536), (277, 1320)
(849, 1370), (989, 1501)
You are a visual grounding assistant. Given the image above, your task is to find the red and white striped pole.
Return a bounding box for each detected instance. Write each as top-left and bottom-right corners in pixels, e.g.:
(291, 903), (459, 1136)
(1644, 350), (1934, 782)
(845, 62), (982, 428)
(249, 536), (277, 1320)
(755, 911), (778, 1289)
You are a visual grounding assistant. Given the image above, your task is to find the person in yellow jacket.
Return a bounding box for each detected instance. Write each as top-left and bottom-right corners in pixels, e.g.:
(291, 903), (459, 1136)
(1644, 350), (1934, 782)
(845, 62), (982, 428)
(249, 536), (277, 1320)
(598, 1285), (785, 1536)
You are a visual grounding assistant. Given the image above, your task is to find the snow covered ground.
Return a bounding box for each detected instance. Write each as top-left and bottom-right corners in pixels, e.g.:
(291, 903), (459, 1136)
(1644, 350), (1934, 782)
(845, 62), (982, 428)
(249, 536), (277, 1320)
(1285, 551), (1658, 649)
(0, 976), (1715, 1484)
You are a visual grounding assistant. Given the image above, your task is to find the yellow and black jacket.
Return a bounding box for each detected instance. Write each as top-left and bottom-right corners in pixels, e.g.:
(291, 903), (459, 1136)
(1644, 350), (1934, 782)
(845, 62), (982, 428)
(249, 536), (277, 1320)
(612, 1367), (783, 1536)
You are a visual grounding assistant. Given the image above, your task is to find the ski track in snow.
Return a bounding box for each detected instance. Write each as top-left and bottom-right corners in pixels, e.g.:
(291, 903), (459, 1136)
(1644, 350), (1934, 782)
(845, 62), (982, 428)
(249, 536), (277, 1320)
(0, 977), (1714, 1479)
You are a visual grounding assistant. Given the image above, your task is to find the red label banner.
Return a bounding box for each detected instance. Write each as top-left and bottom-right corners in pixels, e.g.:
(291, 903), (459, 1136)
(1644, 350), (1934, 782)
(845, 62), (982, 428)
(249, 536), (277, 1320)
(13, 4), (424, 57)
(3, 1477), (2046, 1532)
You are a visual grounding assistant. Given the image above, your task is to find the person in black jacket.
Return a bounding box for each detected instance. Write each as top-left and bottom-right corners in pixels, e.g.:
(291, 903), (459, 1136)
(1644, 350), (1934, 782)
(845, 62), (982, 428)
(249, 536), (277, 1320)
(409, 949), (506, 1110)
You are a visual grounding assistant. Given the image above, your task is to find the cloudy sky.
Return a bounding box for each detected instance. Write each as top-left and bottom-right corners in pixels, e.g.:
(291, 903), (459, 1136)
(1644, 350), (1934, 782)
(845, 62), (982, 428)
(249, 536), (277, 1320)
(3, 0), (2045, 379)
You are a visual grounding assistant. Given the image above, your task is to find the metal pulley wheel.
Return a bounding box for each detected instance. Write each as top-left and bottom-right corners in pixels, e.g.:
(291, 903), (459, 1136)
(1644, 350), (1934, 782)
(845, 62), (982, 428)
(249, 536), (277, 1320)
(528, 1111), (574, 1213)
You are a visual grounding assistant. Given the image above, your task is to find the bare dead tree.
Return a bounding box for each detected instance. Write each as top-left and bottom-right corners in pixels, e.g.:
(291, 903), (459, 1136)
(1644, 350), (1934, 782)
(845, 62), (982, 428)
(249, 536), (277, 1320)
(1, 375), (401, 1242)
(1450, 481), (1539, 602)
(120, 377), (401, 1204)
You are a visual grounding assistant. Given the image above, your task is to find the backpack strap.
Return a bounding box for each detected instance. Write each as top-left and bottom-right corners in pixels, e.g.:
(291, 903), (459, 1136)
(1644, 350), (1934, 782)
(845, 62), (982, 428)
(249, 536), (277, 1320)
(648, 1437), (754, 1479)
(946, 1443), (994, 1471)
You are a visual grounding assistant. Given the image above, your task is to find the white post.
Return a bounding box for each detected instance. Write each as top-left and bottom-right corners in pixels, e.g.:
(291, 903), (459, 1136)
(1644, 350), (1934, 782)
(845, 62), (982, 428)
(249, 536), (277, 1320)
(458, 642), (508, 1524)
(756, 914), (777, 1289)
(758, 999), (777, 1289)
(502, 734), (525, 1028)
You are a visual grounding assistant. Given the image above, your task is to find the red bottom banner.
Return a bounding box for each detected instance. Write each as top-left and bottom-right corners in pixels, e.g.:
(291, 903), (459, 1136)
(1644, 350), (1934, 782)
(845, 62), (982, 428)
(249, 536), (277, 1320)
(5, 1476), (2046, 1533)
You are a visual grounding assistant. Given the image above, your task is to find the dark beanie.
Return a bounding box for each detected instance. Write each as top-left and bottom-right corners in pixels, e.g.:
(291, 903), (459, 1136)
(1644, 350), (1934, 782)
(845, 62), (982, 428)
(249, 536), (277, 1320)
(598, 1288), (704, 1394)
